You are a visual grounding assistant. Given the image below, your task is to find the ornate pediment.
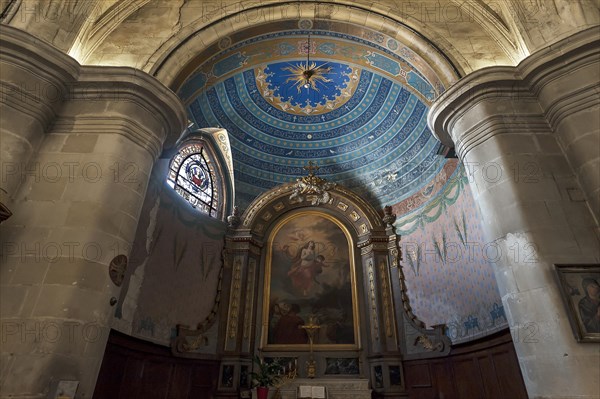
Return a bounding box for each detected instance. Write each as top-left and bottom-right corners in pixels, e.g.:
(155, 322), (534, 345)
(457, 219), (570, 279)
(289, 162), (336, 206)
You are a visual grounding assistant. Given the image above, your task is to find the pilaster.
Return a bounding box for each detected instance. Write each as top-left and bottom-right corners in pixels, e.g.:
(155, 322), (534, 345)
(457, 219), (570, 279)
(0, 26), (186, 399)
(428, 27), (600, 399)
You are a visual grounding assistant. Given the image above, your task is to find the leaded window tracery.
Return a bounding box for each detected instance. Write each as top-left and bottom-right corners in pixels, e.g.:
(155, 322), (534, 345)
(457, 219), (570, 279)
(167, 143), (219, 217)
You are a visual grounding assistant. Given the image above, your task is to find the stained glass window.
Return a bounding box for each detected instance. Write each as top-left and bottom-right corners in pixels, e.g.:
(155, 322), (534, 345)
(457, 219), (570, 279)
(167, 143), (219, 217)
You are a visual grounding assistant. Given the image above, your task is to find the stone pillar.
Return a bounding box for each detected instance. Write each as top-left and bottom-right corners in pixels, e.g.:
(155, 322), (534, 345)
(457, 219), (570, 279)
(0, 26), (186, 398)
(0, 26), (79, 206)
(428, 28), (599, 399)
(215, 229), (259, 397)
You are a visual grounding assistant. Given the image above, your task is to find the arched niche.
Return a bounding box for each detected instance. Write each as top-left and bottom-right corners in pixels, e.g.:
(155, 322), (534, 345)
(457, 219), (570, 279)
(170, 172), (451, 395)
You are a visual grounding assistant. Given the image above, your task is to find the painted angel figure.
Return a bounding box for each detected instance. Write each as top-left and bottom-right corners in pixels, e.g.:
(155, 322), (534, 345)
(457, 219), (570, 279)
(287, 241), (326, 296)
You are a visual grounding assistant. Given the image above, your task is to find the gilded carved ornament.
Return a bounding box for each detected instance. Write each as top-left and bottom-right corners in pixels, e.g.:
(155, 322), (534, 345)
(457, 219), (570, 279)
(288, 162), (336, 206)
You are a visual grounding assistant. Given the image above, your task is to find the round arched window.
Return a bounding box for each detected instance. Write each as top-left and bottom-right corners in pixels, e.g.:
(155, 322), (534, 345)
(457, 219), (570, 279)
(166, 143), (219, 217)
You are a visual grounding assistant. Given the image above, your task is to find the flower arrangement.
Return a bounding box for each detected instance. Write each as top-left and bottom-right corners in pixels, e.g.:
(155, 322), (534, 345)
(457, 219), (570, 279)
(249, 355), (283, 388)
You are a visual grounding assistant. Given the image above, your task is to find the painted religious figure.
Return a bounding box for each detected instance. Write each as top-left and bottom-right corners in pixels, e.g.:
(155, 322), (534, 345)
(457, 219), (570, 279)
(287, 241), (326, 296)
(555, 264), (600, 342)
(578, 278), (600, 333)
(263, 211), (358, 349)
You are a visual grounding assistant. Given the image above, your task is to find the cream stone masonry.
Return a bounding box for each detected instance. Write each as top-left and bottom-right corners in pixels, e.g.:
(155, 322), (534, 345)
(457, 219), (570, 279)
(429, 26), (600, 223)
(147, 3), (461, 90)
(428, 27), (600, 399)
(0, 25), (80, 202)
(0, 25), (186, 399)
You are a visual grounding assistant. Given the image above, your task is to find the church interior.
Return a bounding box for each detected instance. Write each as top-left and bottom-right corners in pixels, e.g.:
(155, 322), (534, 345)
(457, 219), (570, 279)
(0, 1), (599, 398)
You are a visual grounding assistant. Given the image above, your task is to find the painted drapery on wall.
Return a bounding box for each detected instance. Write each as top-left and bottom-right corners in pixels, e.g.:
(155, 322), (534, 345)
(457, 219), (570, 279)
(392, 161), (506, 344)
(114, 161), (225, 348)
(262, 211), (358, 350)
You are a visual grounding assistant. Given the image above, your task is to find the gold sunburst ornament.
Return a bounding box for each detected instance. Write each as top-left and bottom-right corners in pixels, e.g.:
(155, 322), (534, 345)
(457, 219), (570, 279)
(283, 31), (333, 93)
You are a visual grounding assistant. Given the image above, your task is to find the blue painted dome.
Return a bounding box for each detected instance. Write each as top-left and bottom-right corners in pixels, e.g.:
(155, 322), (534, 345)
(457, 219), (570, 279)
(178, 24), (448, 209)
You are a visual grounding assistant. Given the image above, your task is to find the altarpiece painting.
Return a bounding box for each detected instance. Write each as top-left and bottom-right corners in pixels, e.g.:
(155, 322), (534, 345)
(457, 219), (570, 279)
(261, 211), (359, 350)
(555, 264), (600, 342)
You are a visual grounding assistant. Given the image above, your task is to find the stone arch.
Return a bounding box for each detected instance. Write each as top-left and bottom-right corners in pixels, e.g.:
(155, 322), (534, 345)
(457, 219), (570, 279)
(239, 179), (386, 245)
(146, 2), (464, 89)
(170, 175), (451, 394)
(167, 127), (236, 220)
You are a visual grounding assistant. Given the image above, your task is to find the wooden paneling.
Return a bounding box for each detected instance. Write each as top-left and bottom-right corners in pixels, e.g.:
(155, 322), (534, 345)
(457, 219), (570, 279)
(404, 329), (528, 399)
(93, 330), (219, 399)
(431, 360), (456, 399)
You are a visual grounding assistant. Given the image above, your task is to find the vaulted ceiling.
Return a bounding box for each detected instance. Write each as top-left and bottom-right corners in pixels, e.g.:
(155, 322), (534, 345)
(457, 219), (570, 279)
(5, 0), (596, 207)
(177, 19), (452, 207)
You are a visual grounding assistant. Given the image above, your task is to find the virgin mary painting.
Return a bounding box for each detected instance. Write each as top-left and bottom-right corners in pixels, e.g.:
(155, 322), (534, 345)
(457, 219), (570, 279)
(263, 211), (358, 349)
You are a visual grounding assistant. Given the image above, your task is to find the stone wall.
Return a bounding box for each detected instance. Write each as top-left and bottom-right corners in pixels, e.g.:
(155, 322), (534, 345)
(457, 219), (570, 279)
(113, 160), (226, 350)
(394, 162), (507, 344)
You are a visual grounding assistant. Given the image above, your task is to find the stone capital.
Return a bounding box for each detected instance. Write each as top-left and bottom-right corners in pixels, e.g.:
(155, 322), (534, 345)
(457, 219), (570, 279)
(1, 25), (187, 160)
(428, 26), (599, 157)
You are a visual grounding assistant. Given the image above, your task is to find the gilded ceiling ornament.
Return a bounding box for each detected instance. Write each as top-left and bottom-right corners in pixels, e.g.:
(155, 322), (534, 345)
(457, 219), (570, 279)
(282, 61), (333, 93)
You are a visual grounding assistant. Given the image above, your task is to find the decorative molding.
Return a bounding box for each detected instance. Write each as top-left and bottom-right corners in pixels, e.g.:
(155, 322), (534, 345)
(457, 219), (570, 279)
(241, 182), (383, 241)
(227, 257), (242, 340)
(51, 117), (165, 159)
(378, 260), (393, 338)
(153, 6), (459, 90)
(544, 81), (600, 131)
(414, 334), (444, 352)
(428, 26), (599, 153)
(0, 25), (187, 159)
(172, 265), (223, 354)
(289, 163), (336, 206)
(367, 259), (380, 341)
(0, 25), (80, 84)
(242, 258), (256, 342)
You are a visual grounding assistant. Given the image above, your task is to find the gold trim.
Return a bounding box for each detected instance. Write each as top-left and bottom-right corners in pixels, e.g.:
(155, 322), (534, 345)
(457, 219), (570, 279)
(379, 260), (393, 338)
(261, 210), (361, 351)
(243, 258), (256, 340)
(227, 258), (242, 340)
(367, 259), (380, 341)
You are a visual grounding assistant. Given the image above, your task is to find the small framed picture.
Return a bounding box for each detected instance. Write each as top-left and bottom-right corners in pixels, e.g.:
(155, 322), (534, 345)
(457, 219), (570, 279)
(554, 264), (600, 343)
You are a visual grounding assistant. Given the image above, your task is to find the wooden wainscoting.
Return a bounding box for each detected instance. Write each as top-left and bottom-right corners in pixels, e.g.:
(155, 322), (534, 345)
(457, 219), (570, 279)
(403, 329), (528, 399)
(93, 329), (219, 399)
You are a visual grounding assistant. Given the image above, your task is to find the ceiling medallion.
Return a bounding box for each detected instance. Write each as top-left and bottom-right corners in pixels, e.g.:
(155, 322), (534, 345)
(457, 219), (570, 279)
(289, 162), (336, 206)
(283, 31), (332, 93)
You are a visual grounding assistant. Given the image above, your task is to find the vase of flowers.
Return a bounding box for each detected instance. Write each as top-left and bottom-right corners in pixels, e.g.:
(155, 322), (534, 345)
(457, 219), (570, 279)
(249, 355), (282, 399)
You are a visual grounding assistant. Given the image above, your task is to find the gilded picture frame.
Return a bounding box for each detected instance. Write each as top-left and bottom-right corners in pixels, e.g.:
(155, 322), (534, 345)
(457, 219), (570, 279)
(261, 210), (360, 351)
(554, 264), (600, 343)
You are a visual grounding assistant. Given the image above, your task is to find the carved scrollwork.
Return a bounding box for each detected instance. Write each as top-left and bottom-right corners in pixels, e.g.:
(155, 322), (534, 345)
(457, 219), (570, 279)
(288, 161), (336, 206)
(172, 262), (223, 354)
(227, 205), (241, 228)
(414, 334), (444, 352)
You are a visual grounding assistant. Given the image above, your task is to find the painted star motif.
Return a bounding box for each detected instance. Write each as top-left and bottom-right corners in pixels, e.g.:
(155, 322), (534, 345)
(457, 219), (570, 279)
(282, 61), (333, 93)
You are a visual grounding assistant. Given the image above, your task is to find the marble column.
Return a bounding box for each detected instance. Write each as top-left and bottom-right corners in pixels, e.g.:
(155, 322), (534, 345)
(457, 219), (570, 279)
(0, 26), (186, 398)
(428, 27), (599, 399)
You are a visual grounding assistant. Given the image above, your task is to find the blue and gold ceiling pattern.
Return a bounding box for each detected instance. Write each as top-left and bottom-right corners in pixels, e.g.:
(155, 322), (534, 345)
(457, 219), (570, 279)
(179, 22), (448, 209)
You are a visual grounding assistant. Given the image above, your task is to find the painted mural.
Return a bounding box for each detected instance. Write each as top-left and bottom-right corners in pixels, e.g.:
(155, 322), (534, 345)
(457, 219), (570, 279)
(113, 160), (225, 348)
(179, 20), (447, 210)
(263, 212), (358, 349)
(393, 162), (507, 343)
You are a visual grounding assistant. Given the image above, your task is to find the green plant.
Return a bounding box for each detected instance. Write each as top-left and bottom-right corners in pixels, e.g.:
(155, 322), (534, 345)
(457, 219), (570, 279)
(249, 355), (282, 387)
